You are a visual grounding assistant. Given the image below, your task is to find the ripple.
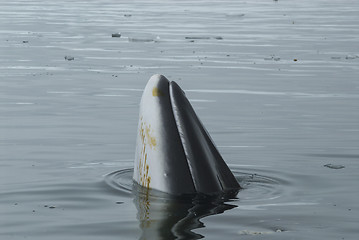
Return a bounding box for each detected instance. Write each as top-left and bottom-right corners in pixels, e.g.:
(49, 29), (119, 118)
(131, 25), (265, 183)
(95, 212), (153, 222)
(104, 165), (290, 203)
(232, 167), (289, 203)
(104, 168), (134, 195)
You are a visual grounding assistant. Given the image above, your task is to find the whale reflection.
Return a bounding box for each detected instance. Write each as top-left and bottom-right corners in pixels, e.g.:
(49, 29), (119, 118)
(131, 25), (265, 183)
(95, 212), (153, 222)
(133, 184), (238, 240)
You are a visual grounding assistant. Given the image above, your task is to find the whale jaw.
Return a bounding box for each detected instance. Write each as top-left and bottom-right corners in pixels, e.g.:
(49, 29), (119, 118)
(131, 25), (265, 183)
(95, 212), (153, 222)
(134, 74), (240, 196)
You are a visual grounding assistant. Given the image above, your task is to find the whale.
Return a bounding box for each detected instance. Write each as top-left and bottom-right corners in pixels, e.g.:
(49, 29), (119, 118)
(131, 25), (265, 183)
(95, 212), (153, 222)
(134, 74), (240, 196)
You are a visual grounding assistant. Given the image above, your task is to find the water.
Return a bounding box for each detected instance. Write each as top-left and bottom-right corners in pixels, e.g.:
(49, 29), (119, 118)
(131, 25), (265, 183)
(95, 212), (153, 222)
(1, 0), (358, 239)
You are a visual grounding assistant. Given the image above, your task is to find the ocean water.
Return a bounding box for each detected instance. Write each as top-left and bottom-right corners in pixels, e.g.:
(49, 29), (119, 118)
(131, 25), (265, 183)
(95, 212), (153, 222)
(0, 0), (358, 239)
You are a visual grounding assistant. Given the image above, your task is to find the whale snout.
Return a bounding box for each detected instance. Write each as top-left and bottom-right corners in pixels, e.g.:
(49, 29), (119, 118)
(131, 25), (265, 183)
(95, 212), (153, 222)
(134, 74), (240, 196)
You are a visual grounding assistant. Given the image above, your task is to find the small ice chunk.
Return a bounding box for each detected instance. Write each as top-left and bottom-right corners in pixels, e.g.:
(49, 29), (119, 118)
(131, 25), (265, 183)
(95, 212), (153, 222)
(345, 55), (356, 60)
(128, 38), (154, 42)
(324, 164), (345, 169)
(112, 33), (121, 38)
(239, 230), (272, 235)
(64, 56), (74, 61)
(185, 36), (211, 40)
(264, 55), (280, 61)
(226, 13), (245, 18)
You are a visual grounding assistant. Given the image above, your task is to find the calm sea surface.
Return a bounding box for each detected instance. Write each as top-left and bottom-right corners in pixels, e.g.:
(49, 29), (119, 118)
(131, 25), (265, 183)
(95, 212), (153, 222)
(1, 0), (358, 239)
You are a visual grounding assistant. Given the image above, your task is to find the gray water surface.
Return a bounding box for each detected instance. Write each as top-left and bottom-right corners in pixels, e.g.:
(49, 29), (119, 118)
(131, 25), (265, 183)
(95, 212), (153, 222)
(1, 0), (358, 239)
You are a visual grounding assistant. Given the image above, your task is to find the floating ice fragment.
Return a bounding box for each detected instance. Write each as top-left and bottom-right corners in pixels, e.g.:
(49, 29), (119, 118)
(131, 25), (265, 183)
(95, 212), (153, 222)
(226, 13), (245, 18)
(64, 56), (74, 61)
(239, 230), (272, 235)
(185, 36), (211, 40)
(112, 33), (121, 38)
(264, 55), (280, 61)
(128, 38), (154, 42)
(345, 55), (356, 60)
(324, 164), (345, 169)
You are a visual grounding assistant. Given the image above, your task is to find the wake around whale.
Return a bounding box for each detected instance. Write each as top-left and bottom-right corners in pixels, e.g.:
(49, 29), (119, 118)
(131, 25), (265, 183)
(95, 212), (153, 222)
(134, 74), (240, 196)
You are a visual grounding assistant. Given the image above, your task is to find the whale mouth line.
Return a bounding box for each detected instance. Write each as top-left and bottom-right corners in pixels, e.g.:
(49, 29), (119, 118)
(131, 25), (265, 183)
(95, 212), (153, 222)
(167, 81), (197, 191)
(168, 80), (241, 194)
(168, 81), (233, 194)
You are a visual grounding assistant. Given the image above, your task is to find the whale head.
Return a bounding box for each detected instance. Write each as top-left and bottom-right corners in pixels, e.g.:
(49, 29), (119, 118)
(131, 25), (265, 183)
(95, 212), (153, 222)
(134, 74), (240, 196)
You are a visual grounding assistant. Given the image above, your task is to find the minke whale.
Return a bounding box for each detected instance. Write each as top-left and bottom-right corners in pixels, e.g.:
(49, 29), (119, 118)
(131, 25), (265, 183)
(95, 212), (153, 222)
(134, 74), (240, 196)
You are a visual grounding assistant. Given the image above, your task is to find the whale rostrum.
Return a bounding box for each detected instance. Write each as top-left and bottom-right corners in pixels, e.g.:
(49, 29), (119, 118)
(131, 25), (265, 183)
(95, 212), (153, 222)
(134, 74), (240, 196)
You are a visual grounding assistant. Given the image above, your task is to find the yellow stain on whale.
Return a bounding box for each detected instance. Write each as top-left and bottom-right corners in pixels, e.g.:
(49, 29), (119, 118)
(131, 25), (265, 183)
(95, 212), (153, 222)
(152, 87), (164, 97)
(145, 125), (157, 149)
(137, 118), (156, 192)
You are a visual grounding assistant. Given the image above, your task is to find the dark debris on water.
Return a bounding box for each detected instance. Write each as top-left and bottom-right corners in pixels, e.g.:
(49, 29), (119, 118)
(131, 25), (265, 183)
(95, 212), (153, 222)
(64, 56), (74, 61)
(44, 205), (56, 209)
(324, 164), (345, 169)
(111, 33), (121, 38)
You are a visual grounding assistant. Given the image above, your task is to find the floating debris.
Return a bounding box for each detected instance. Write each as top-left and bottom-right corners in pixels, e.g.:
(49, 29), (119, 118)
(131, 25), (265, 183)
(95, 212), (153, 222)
(238, 228), (284, 235)
(44, 205), (56, 209)
(185, 36), (224, 41)
(226, 13), (245, 18)
(324, 164), (345, 169)
(345, 55), (357, 60)
(111, 33), (121, 38)
(64, 56), (74, 61)
(239, 230), (275, 235)
(293, 58), (298, 61)
(124, 14), (132, 17)
(185, 36), (211, 40)
(264, 55), (280, 61)
(22, 40), (29, 43)
(128, 38), (154, 43)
